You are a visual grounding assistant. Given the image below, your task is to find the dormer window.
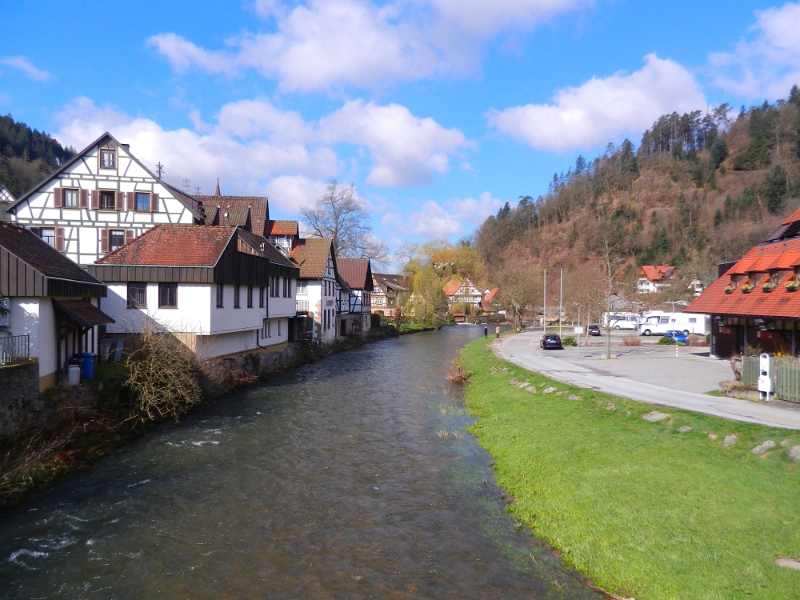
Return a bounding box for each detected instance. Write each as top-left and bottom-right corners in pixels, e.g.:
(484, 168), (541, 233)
(99, 149), (116, 169)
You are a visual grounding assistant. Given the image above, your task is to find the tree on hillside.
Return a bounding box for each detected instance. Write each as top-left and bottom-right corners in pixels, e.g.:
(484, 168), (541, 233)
(601, 240), (629, 360)
(493, 261), (541, 331)
(300, 179), (389, 265)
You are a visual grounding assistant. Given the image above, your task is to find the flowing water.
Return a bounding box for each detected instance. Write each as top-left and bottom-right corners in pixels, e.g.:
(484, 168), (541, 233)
(0, 327), (598, 599)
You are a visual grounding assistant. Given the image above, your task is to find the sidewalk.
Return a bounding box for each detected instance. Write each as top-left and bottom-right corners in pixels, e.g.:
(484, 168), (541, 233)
(495, 331), (800, 431)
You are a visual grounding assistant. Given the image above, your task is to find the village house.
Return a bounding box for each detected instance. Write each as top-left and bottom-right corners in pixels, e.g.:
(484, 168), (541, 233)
(0, 221), (113, 390)
(371, 273), (408, 319)
(0, 186), (15, 220)
(686, 206), (800, 358)
(637, 265), (676, 294)
(337, 258), (374, 336)
(480, 287), (501, 314)
(5, 132), (204, 265)
(87, 225), (298, 359)
(290, 238), (340, 345)
(443, 277), (483, 309)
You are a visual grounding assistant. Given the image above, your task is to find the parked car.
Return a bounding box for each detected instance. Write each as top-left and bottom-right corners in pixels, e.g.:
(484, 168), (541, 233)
(540, 334), (563, 349)
(662, 330), (689, 344)
(588, 325), (601, 336)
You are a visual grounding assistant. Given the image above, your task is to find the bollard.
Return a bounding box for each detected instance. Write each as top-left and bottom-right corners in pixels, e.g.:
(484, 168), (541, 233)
(675, 344), (679, 358)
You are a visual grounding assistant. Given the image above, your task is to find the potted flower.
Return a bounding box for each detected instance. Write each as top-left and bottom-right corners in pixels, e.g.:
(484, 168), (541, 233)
(741, 282), (754, 293)
(724, 284), (735, 294)
(786, 279), (799, 291)
(762, 281), (776, 292)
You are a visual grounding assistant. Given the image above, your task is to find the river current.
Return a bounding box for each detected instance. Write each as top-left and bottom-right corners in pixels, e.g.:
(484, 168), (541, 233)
(0, 326), (597, 598)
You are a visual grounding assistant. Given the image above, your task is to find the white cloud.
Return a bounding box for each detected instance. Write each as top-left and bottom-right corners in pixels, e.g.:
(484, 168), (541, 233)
(401, 191), (501, 239)
(147, 0), (587, 92)
(449, 191), (503, 225)
(1, 56), (52, 82)
(319, 100), (473, 186)
(264, 175), (329, 213)
(709, 2), (800, 99)
(487, 54), (706, 151)
(408, 200), (463, 237)
(215, 100), (312, 143)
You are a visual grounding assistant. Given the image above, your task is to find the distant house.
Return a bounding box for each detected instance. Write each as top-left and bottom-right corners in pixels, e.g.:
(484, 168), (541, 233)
(0, 221), (113, 390)
(337, 258), (374, 336)
(637, 265), (676, 294)
(87, 225), (298, 359)
(0, 187), (15, 220)
(443, 277), (482, 308)
(290, 238), (340, 344)
(480, 287), (500, 313)
(5, 132), (204, 265)
(371, 273), (408, 318)
(431, 251), (457, 271)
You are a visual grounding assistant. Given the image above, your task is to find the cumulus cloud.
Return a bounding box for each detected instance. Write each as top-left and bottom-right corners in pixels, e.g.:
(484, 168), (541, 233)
(487, 54), (706, 151)
(709, 2), (800, 99)
(401, 191), (502, 239)
(1, 56), (52, 82)
(319, 100), (473, 186)
(408, 200), (463, 237)
(449, 191), (503, 225)
(264, 175), (329, 212)
(148, 0), (587, 91)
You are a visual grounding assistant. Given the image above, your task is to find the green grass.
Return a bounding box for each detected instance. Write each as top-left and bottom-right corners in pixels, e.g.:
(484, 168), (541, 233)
(461, 338), (800, 599)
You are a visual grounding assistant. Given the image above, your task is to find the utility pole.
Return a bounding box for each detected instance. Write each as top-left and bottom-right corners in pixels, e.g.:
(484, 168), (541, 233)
(543, 269), (547, 335)
(183, 179), (190, 193)
(156, 162), (163, 179)
(559, 268), (563, 337)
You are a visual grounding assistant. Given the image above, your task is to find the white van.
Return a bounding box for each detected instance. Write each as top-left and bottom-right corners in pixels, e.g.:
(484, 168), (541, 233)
(602, 312), (641, 330)
(639, 311), (710, 336)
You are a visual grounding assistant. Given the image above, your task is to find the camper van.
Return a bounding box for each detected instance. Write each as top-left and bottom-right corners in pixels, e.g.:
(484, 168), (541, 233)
(601, 312), (641, 330)
(639, 311), (710, 336)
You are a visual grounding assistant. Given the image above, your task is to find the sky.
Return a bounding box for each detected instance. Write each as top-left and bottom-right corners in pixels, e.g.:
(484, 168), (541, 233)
(3, 0), (800, 267)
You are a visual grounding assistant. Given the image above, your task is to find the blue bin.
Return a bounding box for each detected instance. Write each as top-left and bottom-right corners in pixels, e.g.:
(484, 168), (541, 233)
(81, 352), (96, 381)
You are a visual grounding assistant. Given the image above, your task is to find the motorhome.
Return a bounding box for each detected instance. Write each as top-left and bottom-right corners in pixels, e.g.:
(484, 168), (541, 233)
(639, 311), (710, 336)
(601, 312), (641, 330)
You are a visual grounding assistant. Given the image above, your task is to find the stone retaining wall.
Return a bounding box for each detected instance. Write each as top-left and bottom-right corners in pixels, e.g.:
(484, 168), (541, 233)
(0, 361), (43, 442)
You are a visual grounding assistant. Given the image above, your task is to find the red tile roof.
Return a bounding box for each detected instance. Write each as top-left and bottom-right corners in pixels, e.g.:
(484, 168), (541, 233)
(337, 258), (373, 290)
(198, 195), (269, 235)
(290, 238), (334, 279)
(443, 278), (464, 296)
(265, 220), (299, 236)
(484, 287), (499, 302)
(686, 238), (800, 318)
(639, 265), (676, 283)
(96, 225), (236, 266)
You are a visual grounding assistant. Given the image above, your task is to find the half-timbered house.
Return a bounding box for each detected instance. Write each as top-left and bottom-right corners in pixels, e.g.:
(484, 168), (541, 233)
(290, 238), (340, 344)
(337, 258), (373, 335)
(87, 225), (298, 359)
(371, 273), (408, 319)
(0, 221), (112, 390)
(443, 277), (483, 309)
(5, 132), (204, 265)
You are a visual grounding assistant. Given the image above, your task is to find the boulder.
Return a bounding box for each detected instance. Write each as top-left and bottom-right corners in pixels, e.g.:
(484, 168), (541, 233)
(751, 440), (776, 455)
(708, 433), (718, 441)
(526, 387), (537, 394)
(542, 387), (557, 394)
(568, 395), (581, 401)
(723, 434), (738, 447)
(642, 411), (669, 422)
(788, 446), (800, 462)
(780, 439), (791, 447)
(678, 426), (692, 433)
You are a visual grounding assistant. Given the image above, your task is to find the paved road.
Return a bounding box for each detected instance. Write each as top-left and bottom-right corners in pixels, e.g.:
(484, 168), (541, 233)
(496, 330), (800, 431)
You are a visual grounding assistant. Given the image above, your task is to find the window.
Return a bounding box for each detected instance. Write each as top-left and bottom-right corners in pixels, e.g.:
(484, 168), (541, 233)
(63, 188), (79, 208)
(109, 229), (125, 252)
(100, 191), (116, 210)
(259, 286), (265, 308)
(262, 319), (269, 339)
(216, 284), (224, 308)
(297, 281), (307, 294)
(40, 228), (56, 247)
(135, 192), (150, 211)
(270, 276), (279, 297)
(234, 285), (241, 308)
(278, 320), (281, 336)
(99, 149), (116, 169)
(127, 283), (147, 309)
(283, 277), (290, 297)
(158, 283), (178, 308)
(247, 285), (253, 308)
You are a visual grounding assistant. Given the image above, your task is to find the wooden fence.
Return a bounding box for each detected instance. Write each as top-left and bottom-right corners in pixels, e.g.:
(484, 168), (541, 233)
(742, 355), (800, 403)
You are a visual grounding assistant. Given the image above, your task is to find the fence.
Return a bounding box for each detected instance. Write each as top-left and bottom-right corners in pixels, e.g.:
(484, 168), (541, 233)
(0, 334), (30, 364)
(742, 355), (800, 403)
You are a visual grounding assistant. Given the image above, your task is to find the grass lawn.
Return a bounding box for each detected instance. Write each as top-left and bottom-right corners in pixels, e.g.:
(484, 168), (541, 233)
(461, 338), (800, 599)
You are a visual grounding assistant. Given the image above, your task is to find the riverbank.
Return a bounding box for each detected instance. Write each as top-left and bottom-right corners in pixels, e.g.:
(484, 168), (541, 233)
(461, 337), (800, 599)
(0, 327), (399, 510)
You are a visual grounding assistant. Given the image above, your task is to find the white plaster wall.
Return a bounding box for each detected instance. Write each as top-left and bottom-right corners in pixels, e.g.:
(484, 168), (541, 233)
(209, 285), (267, 334)
(196, 330), (259, 360)
(8, 298), (56, 380)
(258, 317), (289, 348)
(104, 283), (212, 334)
(269, 291), (296, 319)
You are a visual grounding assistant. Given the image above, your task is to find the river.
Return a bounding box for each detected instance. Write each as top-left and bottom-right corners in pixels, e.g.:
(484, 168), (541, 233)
(0, 326), (597, 598)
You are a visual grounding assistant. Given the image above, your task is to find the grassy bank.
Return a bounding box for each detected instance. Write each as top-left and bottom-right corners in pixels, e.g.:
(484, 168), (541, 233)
(461, 338), (800, 599)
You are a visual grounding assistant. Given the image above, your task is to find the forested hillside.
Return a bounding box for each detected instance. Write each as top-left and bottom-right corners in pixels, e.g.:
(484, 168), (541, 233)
(0, 115), (75, 198)
(476, 86), (800, 306)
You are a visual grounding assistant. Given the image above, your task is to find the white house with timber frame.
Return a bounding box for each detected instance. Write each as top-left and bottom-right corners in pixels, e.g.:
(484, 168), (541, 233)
(5, 132), (204, 265)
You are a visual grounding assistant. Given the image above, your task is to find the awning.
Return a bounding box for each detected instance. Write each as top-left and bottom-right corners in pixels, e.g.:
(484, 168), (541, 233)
(53, 299), (115, 328)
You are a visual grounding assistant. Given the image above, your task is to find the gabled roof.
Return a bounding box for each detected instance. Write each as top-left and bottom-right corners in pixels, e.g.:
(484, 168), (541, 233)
(96, 225), (236, 267)
(337, 258), (374, 291)
(0, 220), (106, 296)
(7, 132), (203, 219)
(290, 238), (335, 280)
(265, 220), (299, 236)
(198, 194), (269, 235)
(431, 251), (457, 264)
(443, 278), (466, 296)
(484, 287), (499, 302)
(373, 273), (408, 292)
(639, 265), (676, 283)
(237, 229), (298, 278)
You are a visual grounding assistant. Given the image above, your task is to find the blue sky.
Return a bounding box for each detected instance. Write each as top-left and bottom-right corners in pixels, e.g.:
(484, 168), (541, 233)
(3, 0), (800, 265)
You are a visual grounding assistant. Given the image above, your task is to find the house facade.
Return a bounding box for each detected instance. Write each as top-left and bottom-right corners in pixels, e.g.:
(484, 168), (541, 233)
(371, 273), (408, 319)
(443, 277), (483, 308)
(87, 225), (298, 360)
(290, 238), (340, 345)
(6, 132), (204, 265)
(337, 258), (373, 336)
(637, 265), (676, 294)
(0, 221), (113, 390)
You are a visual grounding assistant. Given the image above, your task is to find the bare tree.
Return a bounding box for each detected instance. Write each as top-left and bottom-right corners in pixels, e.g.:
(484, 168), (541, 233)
(493, 261), (541, 331)
(301, 179), (389, 265)
(601, 239), (629, 359)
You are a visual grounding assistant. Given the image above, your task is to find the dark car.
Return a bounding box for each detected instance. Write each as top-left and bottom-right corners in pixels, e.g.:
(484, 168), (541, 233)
(588, 325), (601, 336)
(540, 334), (563, 349)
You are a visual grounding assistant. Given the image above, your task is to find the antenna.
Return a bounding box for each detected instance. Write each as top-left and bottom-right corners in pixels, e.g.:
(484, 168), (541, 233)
(183, 178), (190, 193)
(195, 186), (201, 195)
(156, 162), (164, 178)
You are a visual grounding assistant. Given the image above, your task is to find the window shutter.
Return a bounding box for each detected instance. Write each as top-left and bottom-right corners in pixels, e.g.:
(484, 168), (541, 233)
(53, 187), (62, 208)
(126, 192), (135, 211)
(91, 190), (99, 210)
(116, 191), (125, 211)
(79, 189), (88, 208)
(125, 229), (135, 244)
(151, 192), (159, 213)
(100, 229), (109, 253)
(55, 228), (65, 252)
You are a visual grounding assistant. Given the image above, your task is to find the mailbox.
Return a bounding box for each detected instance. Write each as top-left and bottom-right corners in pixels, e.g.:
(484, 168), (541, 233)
(757, 353), (772, 401)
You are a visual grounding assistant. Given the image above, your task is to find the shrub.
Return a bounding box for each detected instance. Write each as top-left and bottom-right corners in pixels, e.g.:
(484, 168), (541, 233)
(622, 334), (641, 346)
(562, 336), (577, 346)
(657, 336), (677, 345)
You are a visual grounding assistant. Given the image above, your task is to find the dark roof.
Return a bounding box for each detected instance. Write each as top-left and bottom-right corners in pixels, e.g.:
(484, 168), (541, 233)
(53, 299), (114, 327)
(237, 229), (298, 277)
(197, 195), (269, 235)
(337, 258), (374, 291)
(290, 238), (335, 279)
(8, 132), (203, 219)
(0, 220), (104, 287)
(373, 273), (408, 292)
(96, 225), (236, 266)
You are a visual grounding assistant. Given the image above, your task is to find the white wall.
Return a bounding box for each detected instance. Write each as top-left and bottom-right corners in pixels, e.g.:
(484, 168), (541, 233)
(9, 297), (58, 382)
(104, 283), (213, 334)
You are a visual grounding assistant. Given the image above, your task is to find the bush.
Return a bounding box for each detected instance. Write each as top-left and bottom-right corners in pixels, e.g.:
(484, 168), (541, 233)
(622, 334), (642, 346)
(657, 336), (677, 345)
(562, 336), (577, 346)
